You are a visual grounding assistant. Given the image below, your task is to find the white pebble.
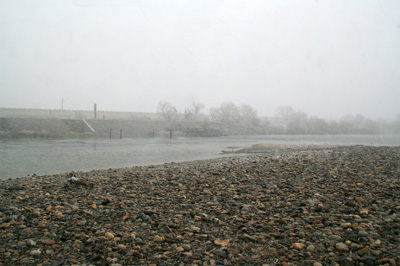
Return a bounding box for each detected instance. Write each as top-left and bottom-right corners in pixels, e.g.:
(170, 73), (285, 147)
(30, 249), (41, 256)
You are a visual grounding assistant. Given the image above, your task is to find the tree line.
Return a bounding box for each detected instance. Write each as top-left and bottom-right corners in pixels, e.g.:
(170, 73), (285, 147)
(157, 102), (400, 135)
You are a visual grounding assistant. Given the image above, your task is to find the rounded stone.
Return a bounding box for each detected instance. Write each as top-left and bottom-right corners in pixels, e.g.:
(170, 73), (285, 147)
(292, 243), (305, 250)
(30, 249), (41, 256)
(336, 242), (349, 252)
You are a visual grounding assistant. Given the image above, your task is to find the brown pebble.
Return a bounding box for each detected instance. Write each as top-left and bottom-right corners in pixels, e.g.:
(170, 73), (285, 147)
(214, 239), (230, 247)
(292, 243), (305, 250)
(105, 232), (114, 240)
(41, 239), (55, 245)
(153, 235), (164, 242)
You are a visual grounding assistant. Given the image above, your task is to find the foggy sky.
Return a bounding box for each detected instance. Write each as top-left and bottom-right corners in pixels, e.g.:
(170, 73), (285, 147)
(1, 0), (399, 120)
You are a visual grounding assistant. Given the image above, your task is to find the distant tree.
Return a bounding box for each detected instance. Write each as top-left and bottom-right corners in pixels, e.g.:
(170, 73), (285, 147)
(392, 114), (400, 134)
(287, 110), (308, 134)
(184, 102), (205, 121)
(240, 104), (260, 127)
(276, 106), (310, 134)
(308, 116), (329, 134)
(209, 102), (241, 124)
(275, 105), (295, 125)
(157, 102), (179, 121)
(338, 114), (355, 134)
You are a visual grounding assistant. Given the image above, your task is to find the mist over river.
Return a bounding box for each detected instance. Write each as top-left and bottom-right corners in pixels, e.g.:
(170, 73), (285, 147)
(1, 135), (399, 180)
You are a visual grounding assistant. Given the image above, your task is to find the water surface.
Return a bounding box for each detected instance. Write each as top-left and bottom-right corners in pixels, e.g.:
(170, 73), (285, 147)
(1, 135), (398, 179)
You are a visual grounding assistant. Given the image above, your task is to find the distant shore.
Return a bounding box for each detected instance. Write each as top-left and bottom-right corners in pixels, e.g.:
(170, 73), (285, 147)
(0, 144), (399, 265)
(0, 107), (260, 139)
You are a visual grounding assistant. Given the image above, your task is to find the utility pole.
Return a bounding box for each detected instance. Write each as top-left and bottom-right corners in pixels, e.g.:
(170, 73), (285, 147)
(94, 104), (97, 119)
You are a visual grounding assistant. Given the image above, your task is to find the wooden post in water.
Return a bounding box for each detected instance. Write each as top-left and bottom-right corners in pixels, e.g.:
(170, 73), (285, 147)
(110, 129), (112, 139)
(120, 129), (122, 139)
(94, 104), (97, 119)
(170, 130), (172, 139)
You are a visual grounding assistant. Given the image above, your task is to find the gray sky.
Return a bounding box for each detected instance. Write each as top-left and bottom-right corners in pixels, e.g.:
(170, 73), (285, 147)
(1, 0), (399, 120)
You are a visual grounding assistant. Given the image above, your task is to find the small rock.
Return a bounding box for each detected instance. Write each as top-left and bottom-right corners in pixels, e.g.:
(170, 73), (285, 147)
(105, 232), (114, 240)
(355, 197), (364, 202)
(20, 257), (35, 263)
(17, 241), (27, 247)
(30, 249), (41, 256)
(41, 239), (55, 245)
(153, 235), (164, 242)
(307, 245), (316, 252)
(370, 239), (381, 247)
(117, 244), (126, 249)
(127, 250), (143, 258)
(292, 243), (305, 250)
(358, 245), (372, 256)
(242, 234), (258, 242)
(336, 242), (349, 252)
(338, 258), (354, 266)
(191, 225), (200, 232)
(26, 239), (36, 246)
(328, 235), (343, 241)
(381, 258), (396, 266)
(214, 239), (230, 247)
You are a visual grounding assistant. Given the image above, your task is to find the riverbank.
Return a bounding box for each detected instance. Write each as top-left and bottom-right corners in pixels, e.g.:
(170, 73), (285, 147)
(0, 117), (260, 139)
(0, 108), (264, 139)
(0, 145), (399, 265)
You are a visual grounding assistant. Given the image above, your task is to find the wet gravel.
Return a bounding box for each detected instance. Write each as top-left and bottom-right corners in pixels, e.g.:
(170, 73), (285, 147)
(0, 145), (399, 266)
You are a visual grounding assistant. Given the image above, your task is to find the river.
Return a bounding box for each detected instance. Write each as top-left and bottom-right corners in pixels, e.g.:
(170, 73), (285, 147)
(0, 135), (399, 180)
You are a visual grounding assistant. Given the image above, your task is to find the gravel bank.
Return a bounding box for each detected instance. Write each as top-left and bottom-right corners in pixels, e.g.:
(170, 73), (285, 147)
(0, 145), (399, 265)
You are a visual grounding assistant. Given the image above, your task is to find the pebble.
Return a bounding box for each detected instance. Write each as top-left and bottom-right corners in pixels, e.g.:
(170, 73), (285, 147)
(30, 249), (41, 256)
(41, 239), (55, 245)
(153, 235), (164, 242)
(336, 242), (350, 252)
(105, 232), (114, 240)
(307, 245), (316, 252)
(0, 145), (399, 265)
(292, 243), (305, 250)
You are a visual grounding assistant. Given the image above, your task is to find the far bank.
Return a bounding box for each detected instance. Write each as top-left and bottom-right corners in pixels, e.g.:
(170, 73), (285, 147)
(0, 108), (269, 139)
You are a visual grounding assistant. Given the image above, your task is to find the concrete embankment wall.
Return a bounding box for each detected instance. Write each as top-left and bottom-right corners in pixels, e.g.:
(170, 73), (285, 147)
(0, 108), (159, 120)
(0, 108), (258, 138)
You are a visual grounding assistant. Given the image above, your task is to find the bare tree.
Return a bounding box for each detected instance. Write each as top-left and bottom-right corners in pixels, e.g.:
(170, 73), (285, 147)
(394, 114), (400, 134)
(276, 106), (310, 134)
(184, 102), (205, 121)
(275, 105), (295, 125)
(209, 102), (241, 124)
(240, 104), (260, 126)
(308, 116), (329, 134)
(157, 102), (179, 121)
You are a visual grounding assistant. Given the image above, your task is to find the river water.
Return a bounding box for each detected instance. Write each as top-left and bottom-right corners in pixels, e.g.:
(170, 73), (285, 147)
(0, 135), (399, 180)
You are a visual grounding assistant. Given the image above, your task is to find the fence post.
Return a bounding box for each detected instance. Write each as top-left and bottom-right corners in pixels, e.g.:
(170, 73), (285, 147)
(120, 129), (122, 139)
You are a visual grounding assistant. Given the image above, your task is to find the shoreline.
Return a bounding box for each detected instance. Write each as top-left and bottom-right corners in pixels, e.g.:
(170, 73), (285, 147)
(0, 145), (399, 265)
